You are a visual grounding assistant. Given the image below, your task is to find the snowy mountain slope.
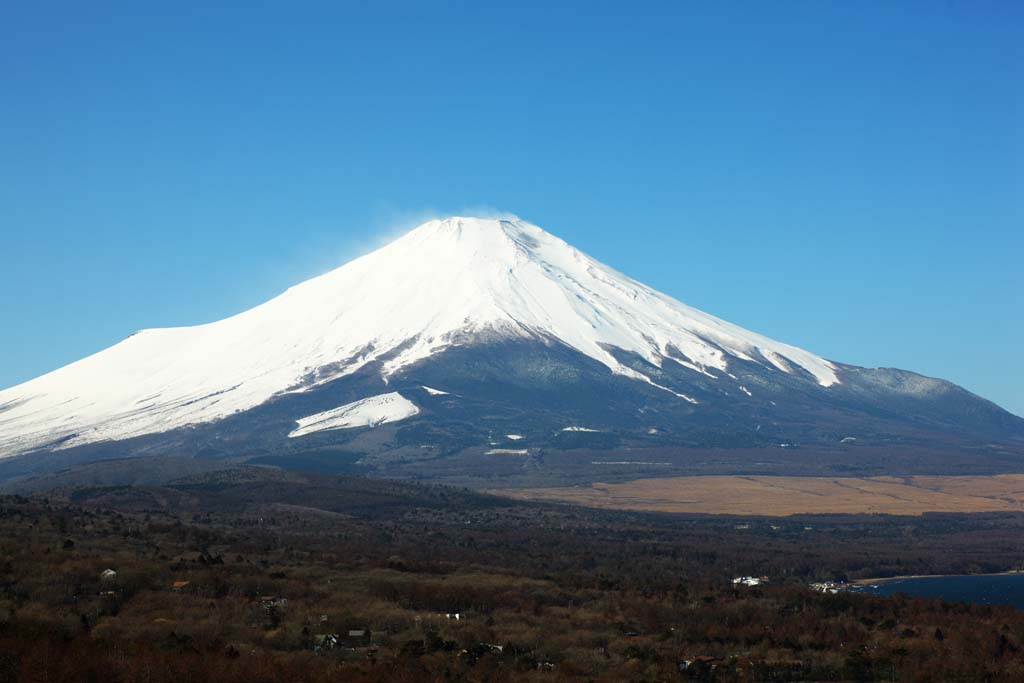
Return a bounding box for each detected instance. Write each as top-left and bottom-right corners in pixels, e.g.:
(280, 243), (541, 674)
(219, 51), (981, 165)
(0, 216), (844, 458)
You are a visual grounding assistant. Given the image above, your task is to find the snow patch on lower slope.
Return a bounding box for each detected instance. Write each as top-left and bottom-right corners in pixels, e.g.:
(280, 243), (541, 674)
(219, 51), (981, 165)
(288, 393), (419, 437)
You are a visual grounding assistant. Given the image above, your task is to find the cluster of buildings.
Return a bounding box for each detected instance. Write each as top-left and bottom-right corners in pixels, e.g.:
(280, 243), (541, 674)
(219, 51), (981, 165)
(808, 581), (851, 594)
(732, 573), (856, 594)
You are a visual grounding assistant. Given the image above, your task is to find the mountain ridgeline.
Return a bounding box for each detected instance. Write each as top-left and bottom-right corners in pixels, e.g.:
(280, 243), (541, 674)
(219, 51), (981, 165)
(1, 216), (1021, 486)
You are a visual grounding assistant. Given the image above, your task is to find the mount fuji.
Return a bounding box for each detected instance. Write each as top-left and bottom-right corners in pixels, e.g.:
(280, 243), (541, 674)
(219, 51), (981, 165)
(1, 216), (1021, 485)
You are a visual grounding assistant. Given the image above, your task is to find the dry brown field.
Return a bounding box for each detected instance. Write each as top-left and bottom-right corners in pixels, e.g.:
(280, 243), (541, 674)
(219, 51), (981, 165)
(491, 474), (1024, 516)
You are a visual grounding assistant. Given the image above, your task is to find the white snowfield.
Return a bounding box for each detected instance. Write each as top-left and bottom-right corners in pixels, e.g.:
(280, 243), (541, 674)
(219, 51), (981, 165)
(288, 392), (419, 438)
(0, 215), (838, 458)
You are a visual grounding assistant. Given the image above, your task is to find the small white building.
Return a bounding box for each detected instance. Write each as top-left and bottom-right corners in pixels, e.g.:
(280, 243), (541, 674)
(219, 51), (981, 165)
(732, 576), (768, 587)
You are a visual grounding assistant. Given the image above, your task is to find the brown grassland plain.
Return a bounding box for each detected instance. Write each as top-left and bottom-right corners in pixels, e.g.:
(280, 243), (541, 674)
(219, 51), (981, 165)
(493, 474), (1024, 516)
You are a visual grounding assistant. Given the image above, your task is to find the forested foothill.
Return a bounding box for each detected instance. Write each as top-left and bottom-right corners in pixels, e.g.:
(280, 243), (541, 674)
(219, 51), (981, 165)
(2, 467), (1024, 682)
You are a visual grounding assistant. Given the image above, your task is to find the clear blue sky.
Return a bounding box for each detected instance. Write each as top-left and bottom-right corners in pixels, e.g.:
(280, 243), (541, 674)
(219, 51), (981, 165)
(2, 2), (1021, 415)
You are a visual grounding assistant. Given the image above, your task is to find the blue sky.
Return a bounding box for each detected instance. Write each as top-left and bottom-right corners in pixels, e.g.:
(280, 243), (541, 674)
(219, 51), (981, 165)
(2, 2), (1021, 415)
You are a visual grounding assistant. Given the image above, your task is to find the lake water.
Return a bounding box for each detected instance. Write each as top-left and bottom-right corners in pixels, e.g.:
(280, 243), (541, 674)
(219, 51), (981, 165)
(853, 573), (1024, 609)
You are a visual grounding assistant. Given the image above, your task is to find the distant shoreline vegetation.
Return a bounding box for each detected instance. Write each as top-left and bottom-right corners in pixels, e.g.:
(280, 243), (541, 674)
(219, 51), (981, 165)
(853, 569), (1024, 586)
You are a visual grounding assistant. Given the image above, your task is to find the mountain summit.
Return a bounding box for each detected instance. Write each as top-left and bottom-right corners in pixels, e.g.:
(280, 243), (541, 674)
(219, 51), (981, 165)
(1, 216), (1021, 481)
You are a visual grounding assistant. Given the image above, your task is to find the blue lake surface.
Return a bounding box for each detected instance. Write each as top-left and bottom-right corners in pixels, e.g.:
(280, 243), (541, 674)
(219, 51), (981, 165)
(854, 574), (1024, 610)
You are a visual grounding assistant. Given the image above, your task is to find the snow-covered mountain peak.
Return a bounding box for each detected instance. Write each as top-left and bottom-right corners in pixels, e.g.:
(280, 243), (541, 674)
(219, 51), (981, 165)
(0, 214), (839, 457)
(362, 215), (572, 273)
(403, 214), (541, 241)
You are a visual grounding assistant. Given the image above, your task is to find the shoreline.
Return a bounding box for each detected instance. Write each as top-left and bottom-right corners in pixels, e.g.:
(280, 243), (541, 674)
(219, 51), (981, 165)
(852, 569), (1024, 586)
